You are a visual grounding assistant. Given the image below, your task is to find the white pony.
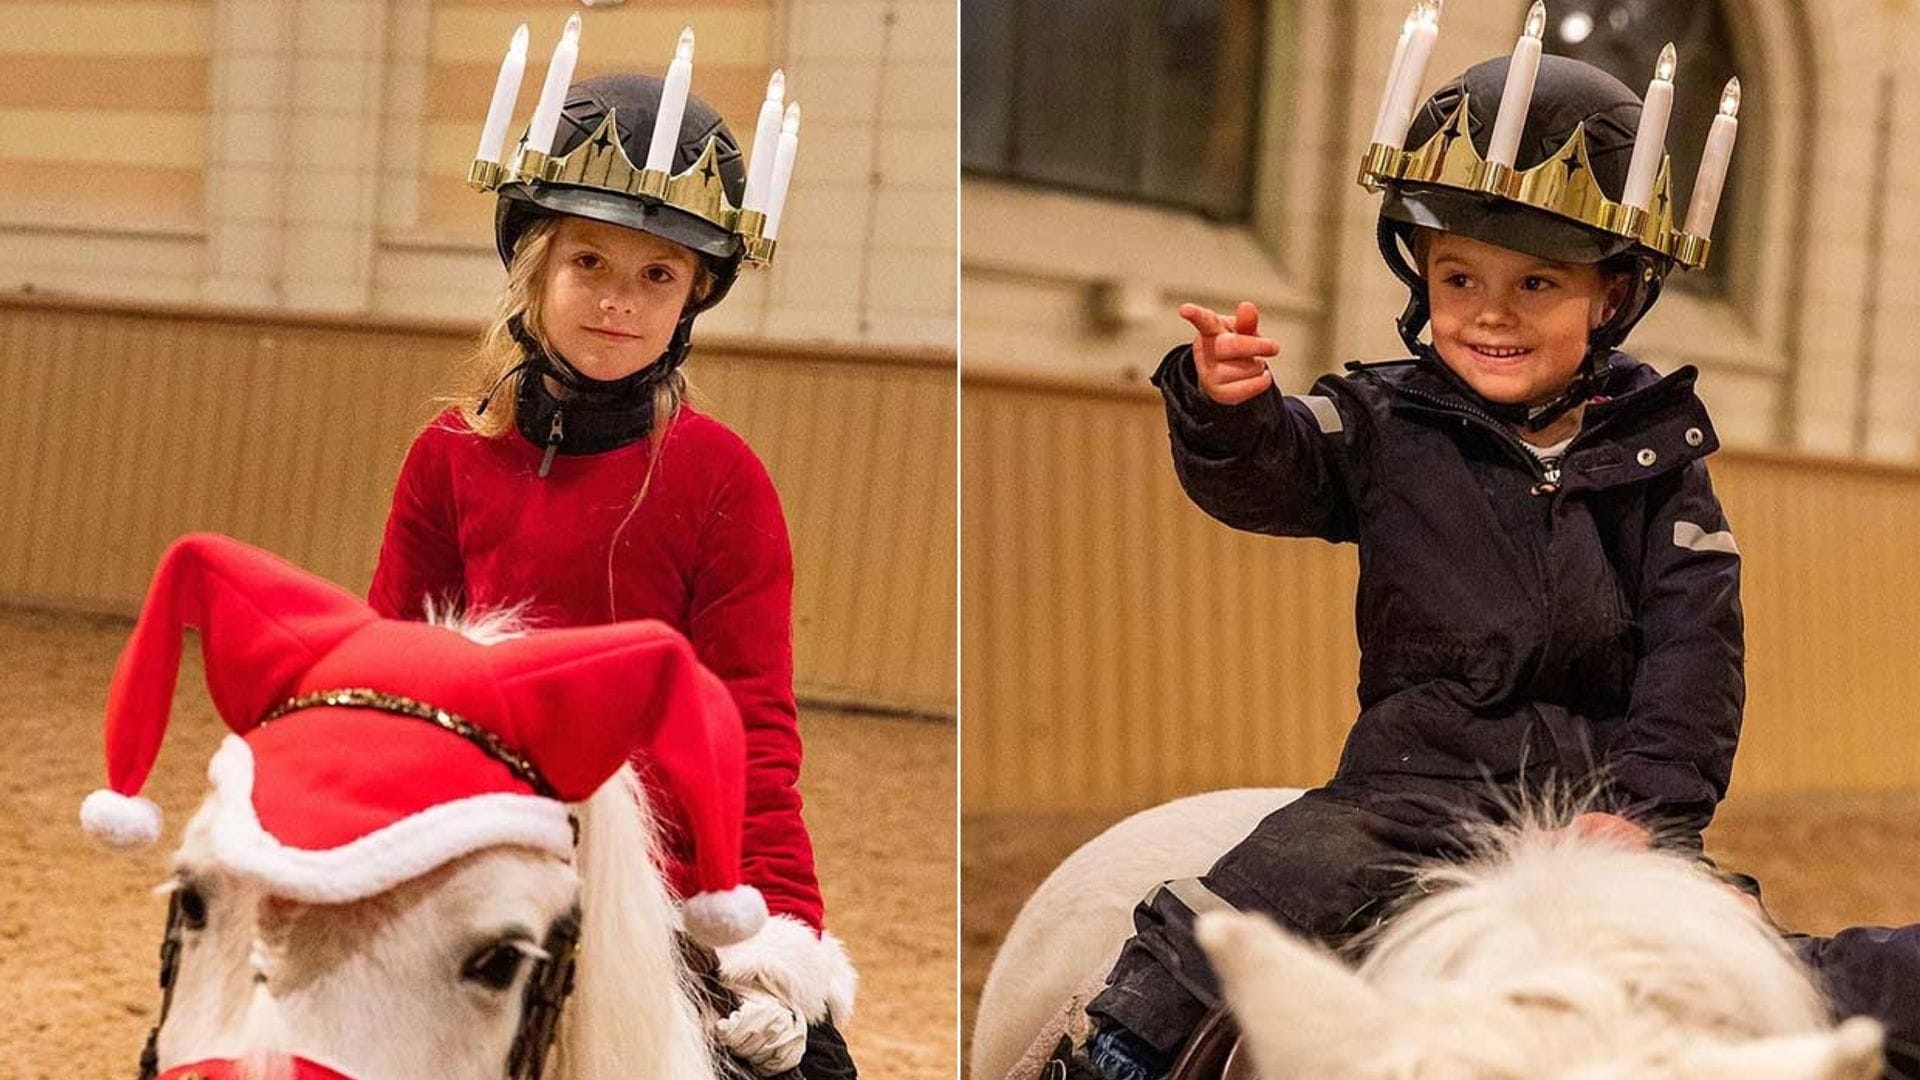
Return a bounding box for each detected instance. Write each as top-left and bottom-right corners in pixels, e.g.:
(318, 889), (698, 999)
(973, 789), (1883, 1080)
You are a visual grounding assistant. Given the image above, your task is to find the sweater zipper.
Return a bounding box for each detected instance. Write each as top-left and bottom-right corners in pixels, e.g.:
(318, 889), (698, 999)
(538, 408), (564, 479)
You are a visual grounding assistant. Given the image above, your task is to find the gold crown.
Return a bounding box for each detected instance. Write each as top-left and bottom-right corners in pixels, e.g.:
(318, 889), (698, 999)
(467, 109), (774, 266)
(1357, 93), (1709, 270)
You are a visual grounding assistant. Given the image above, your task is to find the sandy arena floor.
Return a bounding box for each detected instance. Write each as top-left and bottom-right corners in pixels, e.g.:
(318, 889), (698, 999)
(964, 791), (1920, 1067)
(0, 608), (955, 1079)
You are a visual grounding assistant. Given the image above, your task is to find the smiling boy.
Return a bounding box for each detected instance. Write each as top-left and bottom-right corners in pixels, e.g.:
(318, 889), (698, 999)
(1059, 55), (1744, 1080)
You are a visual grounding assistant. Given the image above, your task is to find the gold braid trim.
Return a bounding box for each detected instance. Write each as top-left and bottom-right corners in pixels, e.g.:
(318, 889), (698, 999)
(259, 688), (555, 798)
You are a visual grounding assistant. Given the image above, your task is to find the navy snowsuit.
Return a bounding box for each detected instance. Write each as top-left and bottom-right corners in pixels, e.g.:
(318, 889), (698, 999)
(1089, 345), (1746, 1055)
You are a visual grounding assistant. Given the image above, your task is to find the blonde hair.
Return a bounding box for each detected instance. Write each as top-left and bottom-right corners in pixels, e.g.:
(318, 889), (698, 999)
(444, 212), (714, 622)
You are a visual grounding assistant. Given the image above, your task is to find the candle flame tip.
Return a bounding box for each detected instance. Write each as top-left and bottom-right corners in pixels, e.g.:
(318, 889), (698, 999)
(1524, 1), (1545, 38)
(562, 12), (580, 39)
(769, 69), (786, 96)
(783, 101), (800, 129)
(510, 24), (528, 50)
(1721, 76), (1741, 116)
(1656, 42), (1676, 80)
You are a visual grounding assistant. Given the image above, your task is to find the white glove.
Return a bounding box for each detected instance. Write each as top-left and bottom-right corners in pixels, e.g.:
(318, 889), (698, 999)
(714, 987), (809, 1075)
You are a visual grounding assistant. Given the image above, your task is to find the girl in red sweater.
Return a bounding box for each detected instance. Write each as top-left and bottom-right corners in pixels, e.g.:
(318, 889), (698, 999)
(370, 72), (855, 1078)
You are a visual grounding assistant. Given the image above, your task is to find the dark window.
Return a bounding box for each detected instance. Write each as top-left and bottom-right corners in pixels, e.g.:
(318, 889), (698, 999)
(963, 0), (1266, 222)
(1539, 1), (1744, 294)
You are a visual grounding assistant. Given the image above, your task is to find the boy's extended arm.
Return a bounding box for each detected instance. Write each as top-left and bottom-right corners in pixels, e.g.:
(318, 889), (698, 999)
(1610, 459), (1744, 844)
(1152, 344), (1357, 542)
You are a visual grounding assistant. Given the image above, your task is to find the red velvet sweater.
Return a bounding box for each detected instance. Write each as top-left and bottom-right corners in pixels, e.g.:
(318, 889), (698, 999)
(369, 407), (824, 929)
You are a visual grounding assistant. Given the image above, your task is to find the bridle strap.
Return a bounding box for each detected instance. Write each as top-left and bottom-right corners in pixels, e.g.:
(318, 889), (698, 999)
(137, 888), (187, 1080)
(507, 904), (583, 1079)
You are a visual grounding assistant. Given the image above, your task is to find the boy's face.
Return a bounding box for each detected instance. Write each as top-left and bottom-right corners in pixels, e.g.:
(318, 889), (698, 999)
(538, 215), (702, 382)
(1424, 231), (1624, 409)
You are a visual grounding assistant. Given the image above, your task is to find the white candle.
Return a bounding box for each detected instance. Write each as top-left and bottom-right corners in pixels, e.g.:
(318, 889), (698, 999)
(1621, 43), (1676, 211)
(474, 24), (529, 165)
(645, 27), (696, 174)
(743, 70), (786, 213)
(1379, 1), (1441, 149)
(526, 13), (582, 157)
(1684, 77), (1740, 237)
(1485, 2), (1545, 169)
(1369, 6), (1419, 145)
(763, 103), (801, 241)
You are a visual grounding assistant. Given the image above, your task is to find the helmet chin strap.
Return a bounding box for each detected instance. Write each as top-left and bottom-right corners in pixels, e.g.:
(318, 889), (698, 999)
(1376, 221), (1664, 432)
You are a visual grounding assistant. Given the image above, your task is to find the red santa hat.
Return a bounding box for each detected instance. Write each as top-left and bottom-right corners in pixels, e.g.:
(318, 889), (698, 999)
(80, 533), (766, 947)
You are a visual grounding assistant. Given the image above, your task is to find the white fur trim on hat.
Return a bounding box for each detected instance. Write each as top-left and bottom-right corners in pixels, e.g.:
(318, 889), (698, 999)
(80, 788), (163, 848)
(716, 913), (859, 1025)
(206, 736), (574, 903)
(682, 884), (769, 948)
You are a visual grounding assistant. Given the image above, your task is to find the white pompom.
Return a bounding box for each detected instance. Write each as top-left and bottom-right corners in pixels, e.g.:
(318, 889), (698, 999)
(683, 884), (768, 947)
(80, 788), (162, 848)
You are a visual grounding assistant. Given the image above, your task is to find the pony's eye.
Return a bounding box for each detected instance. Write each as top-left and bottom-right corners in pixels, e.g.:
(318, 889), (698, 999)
(177, 882), (208, 930)
(462, 941), (528, 991)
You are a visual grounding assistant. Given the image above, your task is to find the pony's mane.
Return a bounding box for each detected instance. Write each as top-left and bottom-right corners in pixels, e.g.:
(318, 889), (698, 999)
(1348, 810), (1830, 1073)
(555, 763), (724, 1079)
(423, 598), (536, 646)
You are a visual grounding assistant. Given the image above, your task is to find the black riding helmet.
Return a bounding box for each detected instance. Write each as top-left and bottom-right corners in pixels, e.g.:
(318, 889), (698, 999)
(1377, 55), (1674, 427)
(495, 72), (748, 391)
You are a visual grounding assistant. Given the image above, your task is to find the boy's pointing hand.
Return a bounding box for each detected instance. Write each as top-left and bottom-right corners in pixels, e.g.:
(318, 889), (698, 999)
(1181, 301), (1279, 406)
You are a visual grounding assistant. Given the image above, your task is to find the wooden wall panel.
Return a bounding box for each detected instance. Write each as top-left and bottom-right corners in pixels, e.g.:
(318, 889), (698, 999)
(0, 0), (210, 232)
(0, 297), (954, 716)
(962, 377), (1920, 814)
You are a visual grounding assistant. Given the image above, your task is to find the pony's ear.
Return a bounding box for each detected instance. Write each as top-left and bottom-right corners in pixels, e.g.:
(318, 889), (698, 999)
(1196, 911), (1394, 1077)
(1669, 1016), (1884, 1079)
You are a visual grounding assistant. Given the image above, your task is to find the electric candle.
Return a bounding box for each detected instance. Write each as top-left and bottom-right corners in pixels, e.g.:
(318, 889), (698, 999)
(764, 103), (801, 241)
(743, 71), (787, 214)
(1370, 6), (1419, 145)
(474, 24), (529, 165)
(1379, 1), (1441, 149)
(645, 28), (696, 174)
(526, 14), (582, 157)
(1486, 2), (1546, 169)
(1621, 43), (1677, 211)
(1684, 77), (1740, 237)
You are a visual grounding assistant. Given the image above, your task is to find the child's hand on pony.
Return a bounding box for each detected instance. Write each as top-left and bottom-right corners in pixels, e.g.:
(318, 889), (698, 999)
(1565, 810), (1652, 848)
(1179, 301), (1281, 406)
(1562, 811), (1769, 920)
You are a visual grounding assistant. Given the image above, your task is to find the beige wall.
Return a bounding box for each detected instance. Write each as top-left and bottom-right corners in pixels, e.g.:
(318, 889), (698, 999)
(962, 0), (1920, 460)
(963, 377), (1920, 815)
(1, 0), (955, 351)
(0, 295), (954, 716)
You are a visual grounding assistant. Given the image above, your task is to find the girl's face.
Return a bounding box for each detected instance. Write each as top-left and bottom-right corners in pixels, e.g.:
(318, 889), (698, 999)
(1424, 231), (1626, 408)
(538, 216), (703, 382)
